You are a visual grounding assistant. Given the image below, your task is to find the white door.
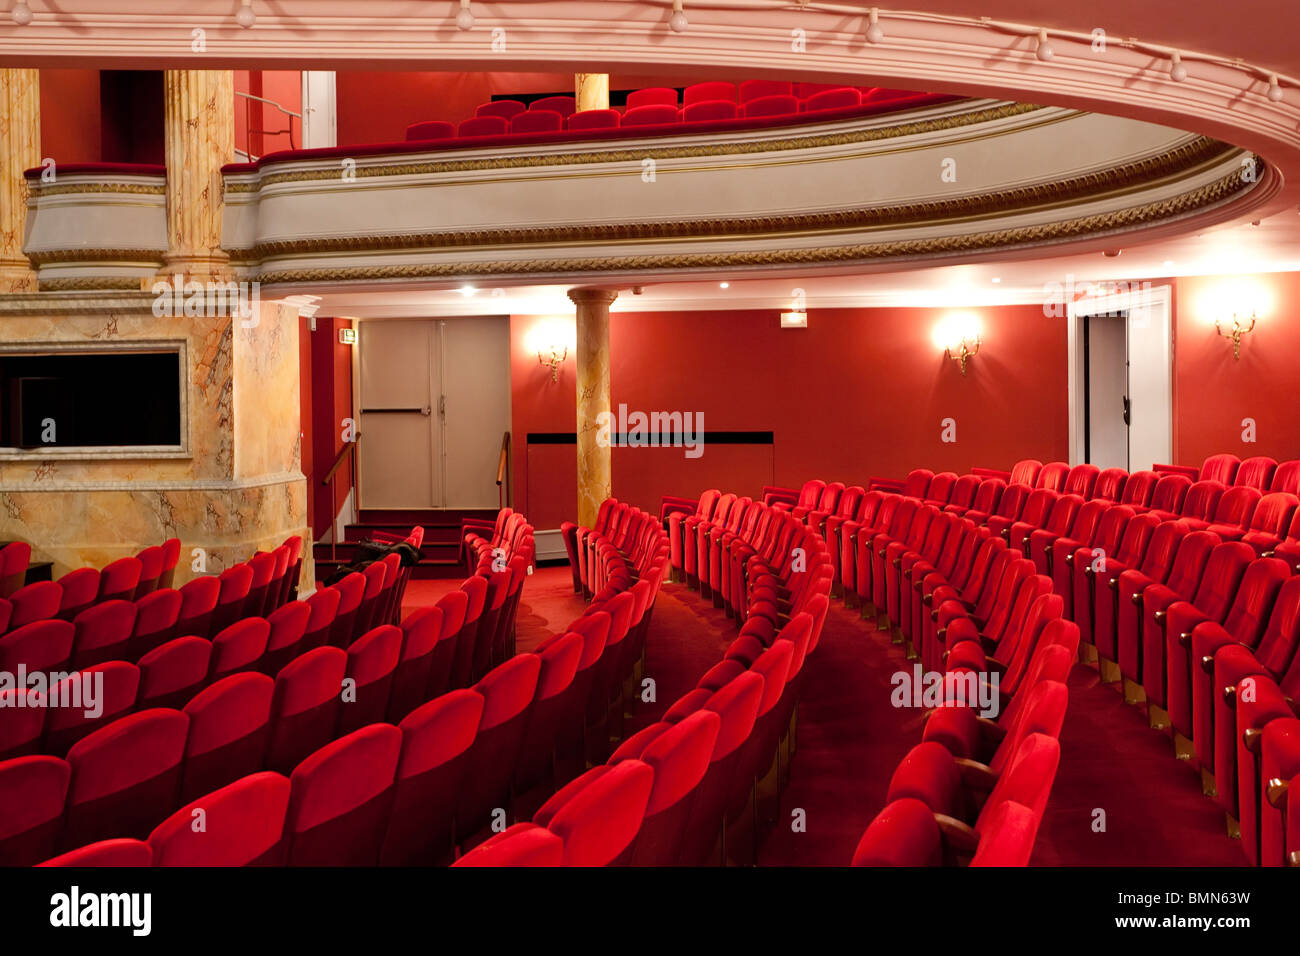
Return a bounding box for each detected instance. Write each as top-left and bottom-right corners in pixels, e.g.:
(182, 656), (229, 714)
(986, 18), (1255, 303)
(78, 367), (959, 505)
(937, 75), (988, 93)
(1086, 313), (1129, 470)
(357, 320), (438, 508)
(438, 316), (512, 509)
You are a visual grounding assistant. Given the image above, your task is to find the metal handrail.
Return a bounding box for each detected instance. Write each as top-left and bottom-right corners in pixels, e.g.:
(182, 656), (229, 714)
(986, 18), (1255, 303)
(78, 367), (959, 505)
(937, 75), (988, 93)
(496, 431), (510, 509)
(236, 90), (301, 160)
(322, 435), (359, 562)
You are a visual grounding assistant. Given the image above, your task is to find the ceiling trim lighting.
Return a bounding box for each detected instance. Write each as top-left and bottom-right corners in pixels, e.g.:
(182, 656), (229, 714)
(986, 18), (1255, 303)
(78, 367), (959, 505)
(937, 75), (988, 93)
(235, 0), (255, 29)
(456, 0), (474, 31)
(1035, 28), (1055, 62)
(865, 7), (884, 44)
(1169, 52), (1187, 82)
(669, 0), (687, 34)
(10, 1), (32, 25)
(1268, 74), (1284, 103)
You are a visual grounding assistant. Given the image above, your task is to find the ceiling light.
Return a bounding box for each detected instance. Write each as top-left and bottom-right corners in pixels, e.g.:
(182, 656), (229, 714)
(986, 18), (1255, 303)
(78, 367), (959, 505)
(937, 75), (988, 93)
(1102, 249), (1122, 258)
(865, 7), (884, 44)
(1169, 53), (1187, 82)
(235, 0), (255, 28)
(10, 1), (32, 25)
(669, 0), (687, 33)
(456, 0), (474, 31)
(1035, 29), (1055, 62)
(719, 282), (729, 289)
(991, 277), (1001, 283)
(1163, 260), (1175, 268)
(458, 285), (477, 297)
(1268, 74), (1284, 103)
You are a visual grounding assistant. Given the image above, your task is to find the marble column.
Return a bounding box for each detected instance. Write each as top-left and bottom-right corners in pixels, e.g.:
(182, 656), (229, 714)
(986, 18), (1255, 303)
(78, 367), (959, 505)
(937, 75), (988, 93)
(162, 70), (234, 278)
(570, 287), (617, 528)
(575, 73), (609, 113)
(0, 69), (39, 293)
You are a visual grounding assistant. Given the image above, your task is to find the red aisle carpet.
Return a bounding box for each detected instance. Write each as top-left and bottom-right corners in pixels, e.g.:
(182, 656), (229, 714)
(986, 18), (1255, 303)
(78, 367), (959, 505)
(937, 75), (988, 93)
(405, 565), (1244, 866)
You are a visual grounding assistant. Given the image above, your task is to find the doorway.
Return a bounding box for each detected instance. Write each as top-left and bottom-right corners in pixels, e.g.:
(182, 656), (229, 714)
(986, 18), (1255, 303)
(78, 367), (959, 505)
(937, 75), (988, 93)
(1083, 311), (1129, 470)
(356, 316), (511, 510)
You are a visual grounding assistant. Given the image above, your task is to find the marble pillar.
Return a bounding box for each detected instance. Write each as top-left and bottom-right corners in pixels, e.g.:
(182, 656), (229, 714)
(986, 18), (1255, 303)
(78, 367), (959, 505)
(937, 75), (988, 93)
(575, 73), (610, 113)
(570, 287), (617, 528)
(0, 68), (39, 293)
(162, 70), (234, 278)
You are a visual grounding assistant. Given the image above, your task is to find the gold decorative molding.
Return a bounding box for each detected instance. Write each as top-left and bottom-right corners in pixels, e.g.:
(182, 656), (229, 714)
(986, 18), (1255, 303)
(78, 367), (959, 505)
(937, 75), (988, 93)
(27, 181), (166, 198)
(36, 276), (152, 292)
(228, 137), (1246, 264)
(27, 247), (166, 265)
(253, 161), (1261, 285)
(224, 99), (1028, 193)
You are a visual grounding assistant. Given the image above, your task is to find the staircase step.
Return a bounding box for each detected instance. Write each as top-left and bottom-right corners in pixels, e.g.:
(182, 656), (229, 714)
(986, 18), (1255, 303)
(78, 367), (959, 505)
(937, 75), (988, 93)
(357, 507), (498, 526)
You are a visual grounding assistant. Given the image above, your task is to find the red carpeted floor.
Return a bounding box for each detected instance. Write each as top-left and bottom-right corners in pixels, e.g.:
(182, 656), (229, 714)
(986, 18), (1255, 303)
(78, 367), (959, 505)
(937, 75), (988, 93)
(405, 563), (1246, 866)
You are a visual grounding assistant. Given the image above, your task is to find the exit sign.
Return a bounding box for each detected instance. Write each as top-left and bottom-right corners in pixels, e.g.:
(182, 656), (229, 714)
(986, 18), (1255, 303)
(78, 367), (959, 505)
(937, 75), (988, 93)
(338, 328), (357, 345)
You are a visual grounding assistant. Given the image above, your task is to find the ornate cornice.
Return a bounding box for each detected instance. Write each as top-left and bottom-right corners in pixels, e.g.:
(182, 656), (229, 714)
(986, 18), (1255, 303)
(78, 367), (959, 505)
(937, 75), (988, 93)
(228, 136), (1245, 265)
(253, 161), (1260, 285)
(223, 101), (1039, 193)
(28, 181), (166, 197)
(35, 276), (149, 292)
(27, 248), (165, 265)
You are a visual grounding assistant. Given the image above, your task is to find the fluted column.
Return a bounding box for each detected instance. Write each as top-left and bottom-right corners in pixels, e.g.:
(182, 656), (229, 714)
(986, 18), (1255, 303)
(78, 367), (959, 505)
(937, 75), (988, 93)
(575, 73), (609, 113)
(0, 69), (40, 292)
(570, 287), (617, 528)
(162, 70), (234, 277)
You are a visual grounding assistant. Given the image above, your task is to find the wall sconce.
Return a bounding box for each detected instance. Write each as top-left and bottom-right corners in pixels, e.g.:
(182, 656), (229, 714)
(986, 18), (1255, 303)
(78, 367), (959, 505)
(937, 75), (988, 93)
(932, 313), (983, 376)
(526, 318), (575, 383)
(537, 343), (568, 382)
(1215, 311), (1256, 360)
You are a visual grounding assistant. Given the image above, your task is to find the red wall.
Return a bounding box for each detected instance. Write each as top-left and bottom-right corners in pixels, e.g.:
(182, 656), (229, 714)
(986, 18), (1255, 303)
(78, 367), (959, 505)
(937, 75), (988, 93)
(306, 317), (355, 537)
(39, 70), (102, 164)
(1172, 272), (1300, 467)
(512, 304), (1070, 525)
(336, 70), (693, 145)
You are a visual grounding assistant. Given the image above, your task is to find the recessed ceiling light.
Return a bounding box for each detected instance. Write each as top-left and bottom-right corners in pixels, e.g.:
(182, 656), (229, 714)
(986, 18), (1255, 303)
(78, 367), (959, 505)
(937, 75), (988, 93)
(719, 282), (729, 289)
(991, 277), (1001, 283)
(458, 285), (477, 297)
(1163, 260), (1175, 268)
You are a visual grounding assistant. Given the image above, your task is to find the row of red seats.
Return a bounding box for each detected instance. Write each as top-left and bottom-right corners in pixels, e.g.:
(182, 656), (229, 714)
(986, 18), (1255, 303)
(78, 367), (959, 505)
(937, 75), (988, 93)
(0, 552), (423, 765)
(7, 521), (540, 865)
(405, 80), (951, 142)
(0, 536), (313, 684)
(0, 535), (302, 642)
(464, 495), (831, 865)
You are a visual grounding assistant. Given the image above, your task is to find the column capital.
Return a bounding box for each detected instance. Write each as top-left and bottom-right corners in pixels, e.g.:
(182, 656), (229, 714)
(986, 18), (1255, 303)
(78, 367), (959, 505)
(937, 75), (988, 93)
(568, 287), (619, 307)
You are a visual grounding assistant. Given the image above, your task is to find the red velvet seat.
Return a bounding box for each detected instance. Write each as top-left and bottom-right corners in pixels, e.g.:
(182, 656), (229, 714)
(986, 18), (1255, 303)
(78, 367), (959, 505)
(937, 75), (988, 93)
(243, 551), (278, 619)
(352, 560), (388, 638)
(134, 545), (166, 599)
(1100, 521), (1191, 667)
(452, 574), (489, 687)
(1075, 512), (1158, 650)
(683, 81), (736, 105)
(328, 572), (366, 648)
(405, 120), (455, 141)
(457, 653), (542, 836)
(265, 646), (347, 774)
(739, 80), (793, 102)
(208, 617), (270, 683)
(515, 631), (583, 795)
(528, 95), (576, 117)
(1120, 470), (1159, 507)
(0, 687), (47, 761)
(338, 624), (402, 734)
(127, 586), (182, 660)
(682, 99), (737, 122)
(626, 87), (678, 109)
(1009, 459), (1043, 487)
(451, 821), (562, 866)
(136, 636), (211, 710)
(1235, 456), (1277, 491)
(0, 618), (74, 673)
(1201, 453), (1241, 485)
(1035, 462), (1070, 491)
(180, 672), (274, 802)
(62, 708), (189, 849)
(804, 87), (862, 111)
(284, 724), (401, 866)
(0, 541), (31, 598)
(457, 115), (508, 137)
(97, 557), (143, 603)
(149, 771), (290, 866)
(39, 837), (152, 867)
(9, 580), (61, 629)
(0, 755), (70, 866)
(259, 599), (312, 677)
(210, 564), (254, 636)
(1092, 467), (1129, 502)
(381, 688), (484, 865)
(475, 99), (525, 120)
(533, 759), (654, 866)
(622, 104), (679, 126)
(70, 599), (136, 669)
(175, 574), (220, 639)
(1271, 460), (1300, 495)
(1212, 492), (1297, 553)
(741, 94), (800, 118)
(42, 661), (140, 756)
(1163, 479), (1224, 523)
(566, 108), (621, 130)
(55, 567), (100, 622)
(300, 585), (341, 651)
(159, 538), (182, 591)
(1142, 473), (1192, 515)
(511, 108), (564, 134)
